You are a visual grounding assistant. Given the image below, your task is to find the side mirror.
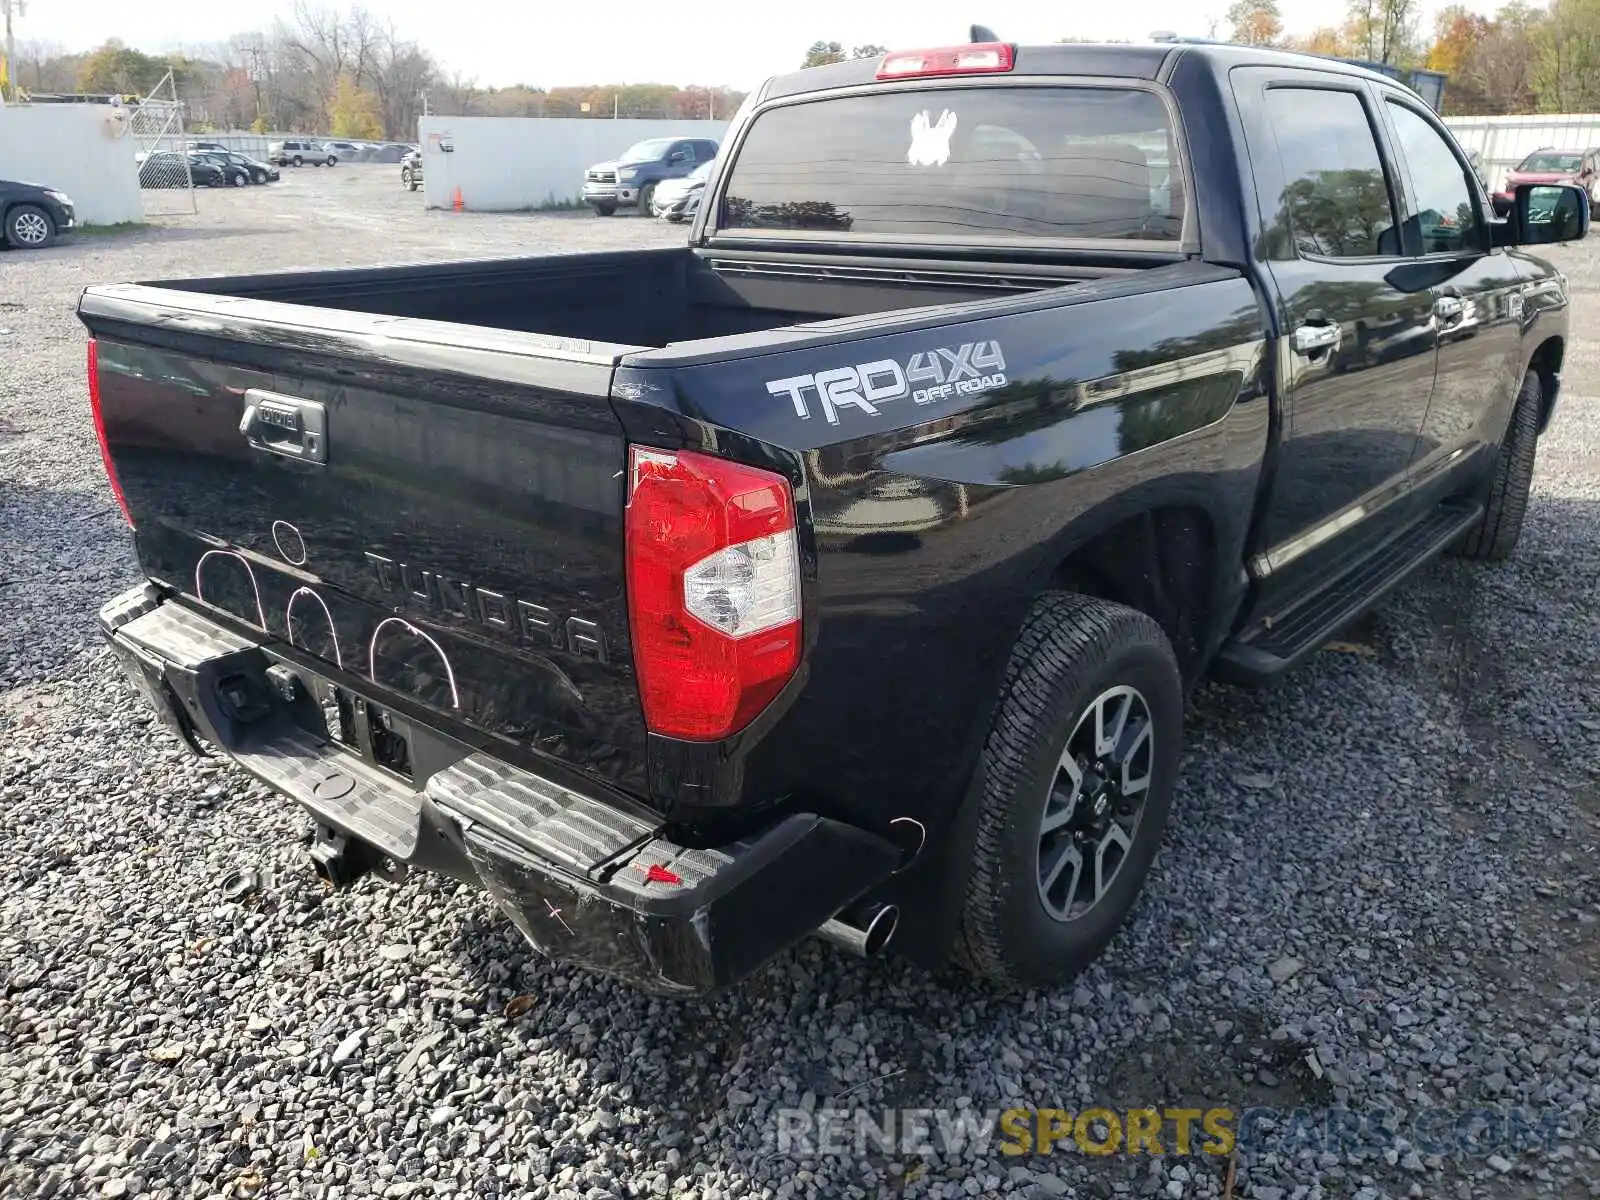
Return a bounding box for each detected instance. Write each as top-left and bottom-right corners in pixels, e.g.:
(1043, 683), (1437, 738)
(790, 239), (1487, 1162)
(1510, 182), (1590, 246)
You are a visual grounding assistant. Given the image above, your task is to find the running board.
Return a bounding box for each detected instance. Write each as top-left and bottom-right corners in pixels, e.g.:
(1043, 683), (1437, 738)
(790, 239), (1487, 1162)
(1214, 500), (1483, 685)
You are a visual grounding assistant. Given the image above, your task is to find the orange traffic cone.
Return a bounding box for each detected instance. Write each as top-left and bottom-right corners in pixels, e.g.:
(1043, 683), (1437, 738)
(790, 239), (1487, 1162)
(452, 186), (464, 212)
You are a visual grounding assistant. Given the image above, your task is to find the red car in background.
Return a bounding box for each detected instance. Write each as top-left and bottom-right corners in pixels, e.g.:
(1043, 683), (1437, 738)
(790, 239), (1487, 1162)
(1494, 147), (1599, 214)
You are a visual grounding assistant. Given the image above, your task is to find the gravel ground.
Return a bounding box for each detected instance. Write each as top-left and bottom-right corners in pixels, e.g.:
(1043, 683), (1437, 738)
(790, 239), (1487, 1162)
(2, 166), (1598, 1200)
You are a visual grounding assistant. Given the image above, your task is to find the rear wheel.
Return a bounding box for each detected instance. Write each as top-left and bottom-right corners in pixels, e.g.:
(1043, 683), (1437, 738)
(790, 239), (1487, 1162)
(1451, 370), (1541, 562)
(955, 594), (1183, 988)
(292, 155), (303, 167)
(231, 171), (248, 187)
(5, 204), (56, 249)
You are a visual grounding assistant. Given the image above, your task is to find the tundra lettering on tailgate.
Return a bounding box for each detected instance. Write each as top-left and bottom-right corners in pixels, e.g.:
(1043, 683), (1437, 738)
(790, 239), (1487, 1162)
(364, 551), (608, 662)
(766, 340), (1007, 425)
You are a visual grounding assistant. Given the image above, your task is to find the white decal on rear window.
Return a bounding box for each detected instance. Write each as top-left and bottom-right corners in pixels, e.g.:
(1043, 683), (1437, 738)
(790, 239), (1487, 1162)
(908, 109), (958, 167)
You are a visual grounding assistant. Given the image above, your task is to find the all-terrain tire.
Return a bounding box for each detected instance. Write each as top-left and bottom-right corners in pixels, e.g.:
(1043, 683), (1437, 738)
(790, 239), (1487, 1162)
(954, 593), (1183, 988)
(1451, 370), (1540, 562)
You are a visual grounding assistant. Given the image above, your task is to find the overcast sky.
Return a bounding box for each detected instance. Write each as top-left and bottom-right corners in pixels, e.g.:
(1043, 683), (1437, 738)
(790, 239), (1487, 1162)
(22, 0), (1507, 90)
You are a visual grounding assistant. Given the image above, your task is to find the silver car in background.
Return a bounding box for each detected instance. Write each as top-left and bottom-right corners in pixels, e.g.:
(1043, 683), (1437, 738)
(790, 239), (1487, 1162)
(651, 160), (713, 223)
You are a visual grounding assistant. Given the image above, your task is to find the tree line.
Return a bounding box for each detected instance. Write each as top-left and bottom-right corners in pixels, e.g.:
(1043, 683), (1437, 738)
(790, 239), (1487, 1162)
(14, 1), (1596, 137)
(9, 1), (744, 139)
(805, 0), (1600, 116)
(1221, 0), (1600, 114)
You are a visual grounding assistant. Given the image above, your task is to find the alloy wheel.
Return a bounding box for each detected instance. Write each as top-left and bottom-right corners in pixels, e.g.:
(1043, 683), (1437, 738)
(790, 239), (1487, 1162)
(11, 211), (50, 245)
(1036, 684), (1155, 922)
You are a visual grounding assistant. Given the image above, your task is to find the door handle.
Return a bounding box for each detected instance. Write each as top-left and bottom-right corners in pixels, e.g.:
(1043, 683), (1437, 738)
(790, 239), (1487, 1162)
(1290, 322), (1341, 356)
(1434, 295), (1466, 325)
(239, 390), (328, 465)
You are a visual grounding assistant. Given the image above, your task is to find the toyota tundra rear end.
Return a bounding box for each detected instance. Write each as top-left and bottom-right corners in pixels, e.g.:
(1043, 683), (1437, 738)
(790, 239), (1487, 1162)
(83, 37), (1237, 992)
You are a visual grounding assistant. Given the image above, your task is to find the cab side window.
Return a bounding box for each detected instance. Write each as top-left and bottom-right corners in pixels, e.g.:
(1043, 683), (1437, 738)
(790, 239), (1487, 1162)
(1385, 101), (1485, 255)
(1263, 87), (1398, 259)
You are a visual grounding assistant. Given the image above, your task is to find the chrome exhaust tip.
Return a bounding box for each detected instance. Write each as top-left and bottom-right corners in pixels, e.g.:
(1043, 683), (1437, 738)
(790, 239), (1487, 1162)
(816, 901), (899, 958)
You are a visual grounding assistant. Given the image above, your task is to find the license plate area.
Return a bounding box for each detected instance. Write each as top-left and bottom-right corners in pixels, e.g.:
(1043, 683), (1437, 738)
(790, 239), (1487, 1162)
(305, 678), (414, 782)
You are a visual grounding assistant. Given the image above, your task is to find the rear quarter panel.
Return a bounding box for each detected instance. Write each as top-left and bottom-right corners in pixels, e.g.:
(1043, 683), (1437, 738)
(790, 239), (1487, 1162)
(613, 264), (1270, 841)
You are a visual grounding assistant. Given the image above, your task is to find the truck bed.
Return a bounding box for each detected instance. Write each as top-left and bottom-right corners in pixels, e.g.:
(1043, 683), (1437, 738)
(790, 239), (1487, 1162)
(145, 246), (1104, 350)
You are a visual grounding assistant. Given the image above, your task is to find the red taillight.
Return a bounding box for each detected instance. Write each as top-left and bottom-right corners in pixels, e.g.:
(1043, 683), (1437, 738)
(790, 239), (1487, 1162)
(625, 446), (801, 742)
(87, 340), (134, 527)
(876, 42), (1015, 80)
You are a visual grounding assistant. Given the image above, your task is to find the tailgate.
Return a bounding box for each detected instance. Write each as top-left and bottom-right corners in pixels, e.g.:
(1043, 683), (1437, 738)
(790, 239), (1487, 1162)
(80, 284), (650, 795)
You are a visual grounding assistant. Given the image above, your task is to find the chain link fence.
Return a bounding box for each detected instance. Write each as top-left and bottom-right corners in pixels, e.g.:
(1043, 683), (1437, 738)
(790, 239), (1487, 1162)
(131, 72), (195, 216)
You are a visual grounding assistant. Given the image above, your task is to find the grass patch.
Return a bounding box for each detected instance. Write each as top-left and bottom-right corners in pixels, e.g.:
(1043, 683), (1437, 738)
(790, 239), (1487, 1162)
(533, 195), (588, 212)
(75, 222), (145, 238)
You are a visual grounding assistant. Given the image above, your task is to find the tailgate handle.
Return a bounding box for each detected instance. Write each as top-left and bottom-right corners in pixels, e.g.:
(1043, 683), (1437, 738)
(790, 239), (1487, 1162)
(240, 390), (327, 465)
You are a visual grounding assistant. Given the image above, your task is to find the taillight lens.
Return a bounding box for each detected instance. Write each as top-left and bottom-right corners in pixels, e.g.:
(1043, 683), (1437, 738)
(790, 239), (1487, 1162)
(87, 339), (134, 527)
(625, 446), (801, 741)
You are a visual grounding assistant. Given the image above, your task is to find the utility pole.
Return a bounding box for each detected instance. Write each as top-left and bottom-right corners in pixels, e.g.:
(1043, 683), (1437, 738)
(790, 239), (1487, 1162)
(2, 0), (26, 107)
(246, 44), (265, 129)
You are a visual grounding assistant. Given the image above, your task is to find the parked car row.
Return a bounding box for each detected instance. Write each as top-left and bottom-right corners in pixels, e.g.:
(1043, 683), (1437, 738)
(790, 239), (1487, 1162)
(267, 138), (417, 167)
(581, 136), (718, 216)
(325, 140), (416, 163)
(138, 150), (279, 189)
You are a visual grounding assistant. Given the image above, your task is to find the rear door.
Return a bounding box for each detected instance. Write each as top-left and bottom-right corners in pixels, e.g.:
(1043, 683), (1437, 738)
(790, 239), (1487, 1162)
(1234, 71), (1438, 602)
(82, 287), (650, 797)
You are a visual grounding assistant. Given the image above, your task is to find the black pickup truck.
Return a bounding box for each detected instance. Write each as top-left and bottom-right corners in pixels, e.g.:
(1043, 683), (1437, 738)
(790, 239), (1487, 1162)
(83, 41), (1582, 996)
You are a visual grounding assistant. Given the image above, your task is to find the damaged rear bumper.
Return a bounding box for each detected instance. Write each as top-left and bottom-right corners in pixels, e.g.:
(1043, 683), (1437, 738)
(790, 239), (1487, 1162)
(99, 584), (900, 995)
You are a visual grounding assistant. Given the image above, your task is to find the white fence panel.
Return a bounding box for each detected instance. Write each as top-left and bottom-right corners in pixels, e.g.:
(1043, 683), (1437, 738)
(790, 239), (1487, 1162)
(1444, 114), (1600, 192)
(416, 116), (728, 212)
(0, 103), (143, 225)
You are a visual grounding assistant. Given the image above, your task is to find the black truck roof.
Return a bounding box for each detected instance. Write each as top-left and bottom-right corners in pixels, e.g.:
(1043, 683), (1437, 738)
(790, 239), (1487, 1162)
(760, 41), (1405, 101)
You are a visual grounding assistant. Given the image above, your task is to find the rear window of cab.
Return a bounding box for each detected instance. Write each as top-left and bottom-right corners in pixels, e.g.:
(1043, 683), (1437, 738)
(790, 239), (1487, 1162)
(715, 86), (1185, 244)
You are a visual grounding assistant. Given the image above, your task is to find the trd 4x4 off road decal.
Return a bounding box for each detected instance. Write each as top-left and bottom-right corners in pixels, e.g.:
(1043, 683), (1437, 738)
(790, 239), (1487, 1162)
(765, 340), (1007, 426)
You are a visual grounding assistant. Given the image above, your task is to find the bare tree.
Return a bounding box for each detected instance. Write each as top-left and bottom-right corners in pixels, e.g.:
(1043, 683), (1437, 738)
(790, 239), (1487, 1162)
(370, 19), (436, 141)
(14, 15), (744, 138)
(1346, 0), (1419, 63)
(1532, 0), (1600, 111)
(344, 6), (382, 89)
(1227, 0), (1284, 45)
(13, 38), (75, 92)
(274, 1), (349, 128)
